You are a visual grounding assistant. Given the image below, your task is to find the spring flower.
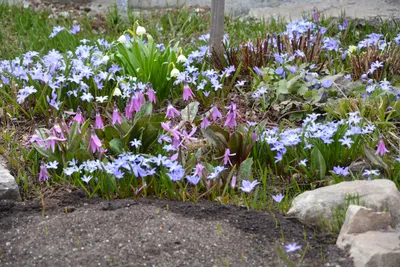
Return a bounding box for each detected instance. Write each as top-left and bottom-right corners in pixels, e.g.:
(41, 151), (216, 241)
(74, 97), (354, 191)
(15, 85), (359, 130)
(230, 174), (237, 188)
(49, 26), (65, 38)
(130, 139), (142, 148)
(70, 24), (80, 35)
(112, 105), (123, 125)
(211, 105), (222, 121)
(145, 89), (157, 103)
(332, 166), (350, 176)
(183, 84), (194, 101)
(362, 169), (380, 177)
(170, 68), (180, 77)
(375, 140), (389, 156)
(39, 162), (50, 182)
(313, 7), (319, 22)
(321, 79), (333, 88)
(45, 135), (67, 152)
(186, 175), (200, 185)
(88, 130), (102, 154)
(166, 103), (180, 119)
(201, 116), (211, 129)
(95, 111), (104, 130)
(113, 87), (122, 96)
(81, 175), (92, 184)
(240, 180), (260, 193)
(136, 26), (146, 36)
(194, 163), (204, 177)
(46, 161), (59, 170)
(217, 148), (236, 166)
(71, 108), (85, 125)
(177, 54), (188, 63)
(339, 136), (354, 148)
(272, 193), (284, 203)
(285, 242), (301, 253)
(299, 159), (308, 167)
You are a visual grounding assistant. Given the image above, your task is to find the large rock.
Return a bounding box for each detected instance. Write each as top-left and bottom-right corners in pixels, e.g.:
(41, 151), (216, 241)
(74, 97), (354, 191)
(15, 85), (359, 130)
(287, 179), (400, 230)
(337, 205), (392, 249)
(338, 231), (400, 267)
(0, 164), (21, 201)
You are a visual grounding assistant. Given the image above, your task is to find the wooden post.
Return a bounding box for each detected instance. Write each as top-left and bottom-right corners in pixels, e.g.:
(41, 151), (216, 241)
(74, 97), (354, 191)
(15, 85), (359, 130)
(117, 0), (129, 21)
(210, 0), (225, 57)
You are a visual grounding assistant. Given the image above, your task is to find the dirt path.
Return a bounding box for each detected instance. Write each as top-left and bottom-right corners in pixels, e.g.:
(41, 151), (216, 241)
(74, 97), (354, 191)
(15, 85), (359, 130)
(0, 190), (352, 267)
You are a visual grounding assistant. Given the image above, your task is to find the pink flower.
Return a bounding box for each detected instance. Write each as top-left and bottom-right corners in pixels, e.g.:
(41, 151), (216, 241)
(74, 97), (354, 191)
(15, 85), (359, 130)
(211, 106), (222, 121)
(95, 112), (104, 130)
(313, 7), (319, 22)
(171, 153), (179, 161)
(375, 140), (389, 156)
(194, 163), (204, 177)
(183, 84), (194, 101)
(166, 104), (180, 119)
(88, 130), (102, 153)
(224, 112), (237, 129)
(71, 108), (85, 125)
(30, 134), (46, 146)
(112, 105), (123, 125)
(45, 135), (67, 152)
(39, 162), (50, 182)
(125, 104), (133, 119)
(230, 174), (237, 189)
(145, 89), (157, 103)
(51, 122), (65, 139)
(217, 148), (236, 166)
(179, 127), (197, 148)
(201, 116), (211, 129)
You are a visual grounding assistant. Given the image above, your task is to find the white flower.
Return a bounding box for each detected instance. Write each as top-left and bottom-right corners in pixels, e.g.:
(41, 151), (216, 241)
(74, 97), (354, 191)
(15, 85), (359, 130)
(347, 45), (357, 55)
(96, 96), (108, 103)
(113, 87), (122, 96)
(118, 35), (127, 43)
(170, 68), (180, 77)
(177, 54), (188, 63)
(102, 55), (110, 63)
(136, 26), (146, 36)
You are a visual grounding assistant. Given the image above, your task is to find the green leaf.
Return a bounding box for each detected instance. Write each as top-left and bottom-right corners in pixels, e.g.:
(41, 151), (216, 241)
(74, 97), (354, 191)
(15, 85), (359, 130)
(238, 157), (253, 181)
(109, 139), (124, 155)
(311, 148), (326, 178)
(364, 146), (388, 170)
(277, 79), (289, 94)
(134, 102), (153, 123)
(104, 126), (121, 140)
(181, 101), (199, 123)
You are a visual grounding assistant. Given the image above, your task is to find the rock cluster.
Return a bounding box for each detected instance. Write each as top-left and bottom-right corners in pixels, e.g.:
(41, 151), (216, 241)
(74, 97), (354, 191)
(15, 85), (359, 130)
(288, 179), (400, 267)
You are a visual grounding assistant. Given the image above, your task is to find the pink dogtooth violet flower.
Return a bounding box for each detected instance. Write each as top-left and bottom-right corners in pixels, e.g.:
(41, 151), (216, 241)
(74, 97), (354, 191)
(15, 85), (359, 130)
(39, 162), (50, 182)
(201, 115), (211, 129)
(45, 135), (67, 153)
(375, 140), (389, 156)
(112, 105), (123, 125)
(230, 174), (237, 189)
(71, 107), (85, 125)
(166, 103), (180, 119)
(183, 83), (194, 101)
(88, 129), (103, 154)
(145, 89), (157, 103)
(211, 105), (222, 121)
(95, 110), (104, 130)
(216, 148), (236, 166)
(194, 163), (204, 177)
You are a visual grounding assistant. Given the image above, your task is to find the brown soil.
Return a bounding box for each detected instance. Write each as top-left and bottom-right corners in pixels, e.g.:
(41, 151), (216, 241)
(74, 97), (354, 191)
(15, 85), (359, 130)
(0, 189), (352, 267)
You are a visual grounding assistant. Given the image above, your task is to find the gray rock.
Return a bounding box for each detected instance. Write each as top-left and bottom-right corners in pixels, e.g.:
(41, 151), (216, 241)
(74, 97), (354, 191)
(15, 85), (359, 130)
(338, 231), (400, 267)
(337, 205), (392, 249)
(0, 165), (21, 202)
(287, 179), (400, 230)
